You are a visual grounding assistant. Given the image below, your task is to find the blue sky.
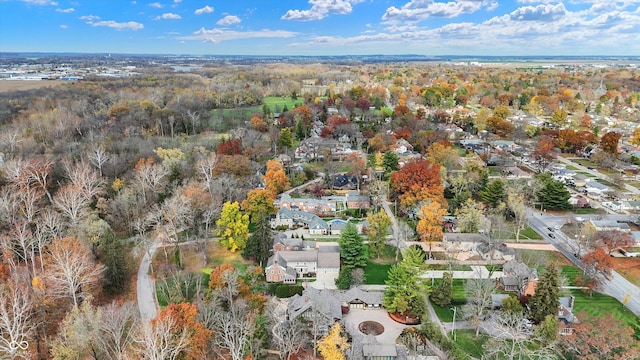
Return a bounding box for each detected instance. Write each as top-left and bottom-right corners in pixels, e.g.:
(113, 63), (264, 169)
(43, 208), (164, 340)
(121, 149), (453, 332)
(1, 0), (639, 56)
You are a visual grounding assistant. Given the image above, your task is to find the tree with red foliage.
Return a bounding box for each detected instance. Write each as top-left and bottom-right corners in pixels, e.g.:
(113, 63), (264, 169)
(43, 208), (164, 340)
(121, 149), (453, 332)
(532, 136), (556, 171)
(390, 158), (445, 212)
(595, 230), (635, 255)
(217, 138), (243, 155)
(563, 313), (639, 360)
(581, 247), (613, 291)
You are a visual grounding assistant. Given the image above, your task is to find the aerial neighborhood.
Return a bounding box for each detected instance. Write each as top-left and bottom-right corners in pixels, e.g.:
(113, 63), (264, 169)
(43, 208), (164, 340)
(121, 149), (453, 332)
(1, 53), (640, 360)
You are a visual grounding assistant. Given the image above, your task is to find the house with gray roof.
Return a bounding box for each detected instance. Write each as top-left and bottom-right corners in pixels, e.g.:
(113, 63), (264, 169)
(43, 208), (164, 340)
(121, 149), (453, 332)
(265, 238), (340, 283)
(287, 286), (385, 322)
(271, 208), (329, 235)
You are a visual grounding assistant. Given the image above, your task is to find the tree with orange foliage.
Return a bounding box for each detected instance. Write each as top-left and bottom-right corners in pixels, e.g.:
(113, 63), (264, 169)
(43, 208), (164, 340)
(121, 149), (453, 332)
(390, 158), (444, 212)
(208, 263), (248, 306)
(217, 138), (243, 155)
(416, 200), (448, 259)
(532, 136), (556, 171)
(599, 131), (621, 156)
(249, 114), (268, 132)
(563, 313), (639, 360)
(264, 159), (289, 197)
(155, 303), (211, 360)
(424, 141), (459, 172)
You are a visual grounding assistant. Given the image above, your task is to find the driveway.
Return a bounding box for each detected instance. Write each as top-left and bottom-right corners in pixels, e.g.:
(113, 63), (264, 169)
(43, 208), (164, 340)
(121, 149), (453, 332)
(137, 241), (160, 321)
(342, 309), (408, 344)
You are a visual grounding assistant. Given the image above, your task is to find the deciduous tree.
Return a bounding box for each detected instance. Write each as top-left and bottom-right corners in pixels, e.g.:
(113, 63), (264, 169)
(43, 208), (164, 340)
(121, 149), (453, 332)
(366, 210), (391, 259)
(241, 189), (275, 223)
(44, 237), (105, 307)
(462, 277), (496, 336)
(564, 313), (640, 360)
(599, 131), (621, 156)
(318, 323), (348, 360)
(0, 276), (35, 359)
(595, 230), (635, 255)
(390, 158), (444, 212)
(264, 159), (290, 197)
(216, 202), (249, 252)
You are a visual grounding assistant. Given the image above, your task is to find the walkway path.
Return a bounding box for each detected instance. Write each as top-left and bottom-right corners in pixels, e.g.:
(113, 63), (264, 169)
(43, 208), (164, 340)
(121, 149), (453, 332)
(422, 266), (504, 280)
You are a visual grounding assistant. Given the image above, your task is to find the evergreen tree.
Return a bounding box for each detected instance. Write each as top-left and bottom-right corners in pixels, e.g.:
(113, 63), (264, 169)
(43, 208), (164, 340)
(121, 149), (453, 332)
(278, 127), (293, 151)
(295, 119), (305, 141)
(537, 178), (571, 210)
(430, 271), (453, 307)
(101, 239), (128, 295)
(382, 151), (399, 173)
(338, 223), (368, 269)
(242, 214), (273, 267)
(479, 179), (505, 208)
(334, 268), (352, 290)
(529, 264), (560, 323)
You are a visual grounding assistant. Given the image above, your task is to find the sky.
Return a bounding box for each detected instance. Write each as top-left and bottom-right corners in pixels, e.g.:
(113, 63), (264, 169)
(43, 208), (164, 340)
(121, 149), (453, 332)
(1, 0), (639, 56)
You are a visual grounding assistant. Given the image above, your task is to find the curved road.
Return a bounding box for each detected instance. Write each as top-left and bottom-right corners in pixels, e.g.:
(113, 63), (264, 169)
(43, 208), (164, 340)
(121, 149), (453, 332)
(137, 241), (160, 321)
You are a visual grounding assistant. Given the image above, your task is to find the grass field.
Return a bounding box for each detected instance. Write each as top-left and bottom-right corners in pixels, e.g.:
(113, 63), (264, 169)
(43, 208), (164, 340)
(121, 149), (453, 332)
(263, 96), (304, 113)
(453, 329), (488, 358)
(364, 262), (392, 284)
(430, 279), (467, 322)
(572, 159), (597, 167)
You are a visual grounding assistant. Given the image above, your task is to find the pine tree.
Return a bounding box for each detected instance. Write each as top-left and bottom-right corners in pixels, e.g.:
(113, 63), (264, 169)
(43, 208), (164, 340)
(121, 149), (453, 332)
(338, 223), (368, 269)
(529, 264), (560, 323)
(242, 214), (273, 267)
(101, 238), (127, 295)
(479, 179), (505, 208)
(430, 271), (453, 307)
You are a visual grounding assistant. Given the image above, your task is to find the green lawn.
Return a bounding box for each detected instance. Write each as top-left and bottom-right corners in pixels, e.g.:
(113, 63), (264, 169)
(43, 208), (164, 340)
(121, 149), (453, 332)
(573, 159), (597, 167)
(263, 96), (303, 113)
(453, 329), (488, 358)
(364, 261), (392, 284)
(430, 279), (467, 322)
(519, 226), (543, 240)
(573, 208), (603, 214)
(560, 266), (639, 328)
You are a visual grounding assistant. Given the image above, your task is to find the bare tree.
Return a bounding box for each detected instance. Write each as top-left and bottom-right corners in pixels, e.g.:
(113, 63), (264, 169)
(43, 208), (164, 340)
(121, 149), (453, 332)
(196, 152), (217, 195)
(9, 221), (38, 277)
(44, 237), (105, 307)
(199, 299), (257, 360)
(462, 277), (496, 337)
(15, 186), (42, 224)
(0, 276), (35, 359)
(268, 308), (309, 360)
(133, 159), (168, 204)
(24, 158), (55, 203)
(132, 316), (190, 360)
(88, 145), (110, 177)
(96, 301), (139, 360)
(62, 160), (105, 202)
(53, 184), (90, 225)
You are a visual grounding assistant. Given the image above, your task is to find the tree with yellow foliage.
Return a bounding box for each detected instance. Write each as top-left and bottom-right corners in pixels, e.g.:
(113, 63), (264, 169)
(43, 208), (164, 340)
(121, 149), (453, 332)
(241, 188), (276, 223)
(216, 201), (249, 252)
(318, 323), (349, 360)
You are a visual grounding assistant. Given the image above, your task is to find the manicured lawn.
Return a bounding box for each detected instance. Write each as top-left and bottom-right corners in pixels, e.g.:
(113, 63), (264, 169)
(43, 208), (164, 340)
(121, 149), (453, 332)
(560, 265), (639, 328)
(519, 226), (543, 240)
(573, 208), (603, 214)
(364, 261), (392, 284)
(453, 329), (487, 358)
(488, 167), (502, 175)
(573, 159), (597, 167)
(430, 279), (467, 322)
(263, 96), (303, 112)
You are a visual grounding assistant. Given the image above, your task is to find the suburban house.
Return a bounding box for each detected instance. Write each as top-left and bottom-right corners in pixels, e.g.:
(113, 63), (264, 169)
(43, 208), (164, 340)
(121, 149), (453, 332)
(584, 181), (612, 196)
(265, 237), (340, 283)
(346, 190), (372, 209)
(287, 286), (385, 322)
(558, 296), (578, 335)
(588, 219), (632, 232)
(271, 208), (329, 235)
(499, 260), (538, 296)
(277, 193), (336, 214)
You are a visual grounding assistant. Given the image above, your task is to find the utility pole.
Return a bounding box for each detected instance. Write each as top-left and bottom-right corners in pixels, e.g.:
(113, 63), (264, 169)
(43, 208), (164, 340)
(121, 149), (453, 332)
(450, 306), (457, 341)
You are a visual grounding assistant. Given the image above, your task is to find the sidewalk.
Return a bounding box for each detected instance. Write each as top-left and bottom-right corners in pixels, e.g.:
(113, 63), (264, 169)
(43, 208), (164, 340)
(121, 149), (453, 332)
(422, 266), (504, 280)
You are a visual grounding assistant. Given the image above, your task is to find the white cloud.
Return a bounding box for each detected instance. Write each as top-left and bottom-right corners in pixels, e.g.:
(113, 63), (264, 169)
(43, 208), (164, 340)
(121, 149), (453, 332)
(216, 15), (241, 26)
(508, 3), (566, 21)
(155, 13), (181, 20)
(79, 14), (100, 21)
(87, 20), (144, 30)
(382, 0), (498, 26)
(56, 7), (74, 13)
(59, 24), (68, 29)
(195, 5), (214, 15)
(181, 28), (297, 44)
(149, 2), (163, 8)
(22, 0), (58, 5)
(282, 0), (364, 21)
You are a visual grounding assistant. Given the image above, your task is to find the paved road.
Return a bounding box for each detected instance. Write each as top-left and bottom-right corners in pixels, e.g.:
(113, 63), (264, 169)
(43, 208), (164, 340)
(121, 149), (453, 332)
(137, 241), (160, 321)
(527, 210), (640, 316)
(554, 156), (640, 195)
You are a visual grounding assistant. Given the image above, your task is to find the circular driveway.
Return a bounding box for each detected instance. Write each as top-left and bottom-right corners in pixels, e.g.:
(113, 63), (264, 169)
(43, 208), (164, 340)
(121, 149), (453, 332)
(342, 309), (408, 344)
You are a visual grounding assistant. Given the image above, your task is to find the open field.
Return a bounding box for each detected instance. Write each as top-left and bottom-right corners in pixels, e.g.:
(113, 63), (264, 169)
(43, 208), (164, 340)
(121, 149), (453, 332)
(263, 96), (304, 112)
(0, 79), (66, 92)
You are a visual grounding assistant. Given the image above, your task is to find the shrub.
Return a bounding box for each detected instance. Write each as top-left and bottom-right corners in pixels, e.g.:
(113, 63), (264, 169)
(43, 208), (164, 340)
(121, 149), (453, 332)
(274, 284), (304, 298)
